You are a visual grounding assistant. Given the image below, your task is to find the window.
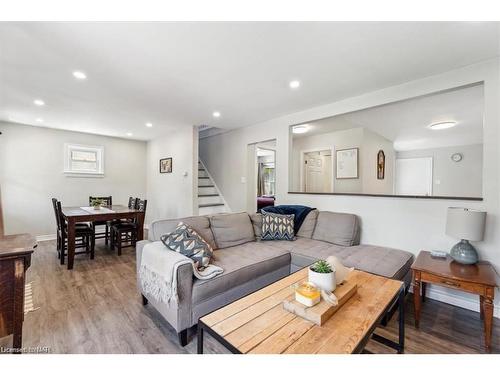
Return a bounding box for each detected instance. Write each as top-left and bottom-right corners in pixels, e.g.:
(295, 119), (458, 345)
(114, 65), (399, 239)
(64, 143), (104, 176)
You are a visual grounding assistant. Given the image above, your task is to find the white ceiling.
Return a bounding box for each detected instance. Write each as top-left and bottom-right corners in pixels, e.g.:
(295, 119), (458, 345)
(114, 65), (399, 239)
(292, 84), (484, 151)
(0, 22), (498, 140)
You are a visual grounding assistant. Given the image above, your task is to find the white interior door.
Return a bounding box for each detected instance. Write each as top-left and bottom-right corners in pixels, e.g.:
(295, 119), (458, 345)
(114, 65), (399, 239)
(395, 157), (433, 196)
(304, 151), (332, 193)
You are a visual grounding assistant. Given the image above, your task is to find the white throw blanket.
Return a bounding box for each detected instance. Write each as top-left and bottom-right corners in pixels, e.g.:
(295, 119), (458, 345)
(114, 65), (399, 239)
(139, 241), (224, 305)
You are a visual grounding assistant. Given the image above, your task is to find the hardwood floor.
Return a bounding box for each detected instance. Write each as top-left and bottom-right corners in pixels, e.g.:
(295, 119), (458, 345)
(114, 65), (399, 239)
(1, 239), (498, 354)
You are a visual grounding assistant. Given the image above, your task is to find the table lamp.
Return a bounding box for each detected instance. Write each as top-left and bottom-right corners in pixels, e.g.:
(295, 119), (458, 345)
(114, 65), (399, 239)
(445, 207), (486, 265)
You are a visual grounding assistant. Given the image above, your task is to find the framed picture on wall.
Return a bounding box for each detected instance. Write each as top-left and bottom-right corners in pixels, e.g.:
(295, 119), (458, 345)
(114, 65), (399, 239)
(159, 157), (172, 173)
(336, 148), (359, 179)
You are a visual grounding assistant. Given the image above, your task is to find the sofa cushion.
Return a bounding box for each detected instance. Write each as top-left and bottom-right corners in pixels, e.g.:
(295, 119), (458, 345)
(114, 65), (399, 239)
(261, 212), (295, 241)
(296, 209), (319, 238)
(191, 242), (291, 304)
(266, 238), (413, 282)
(312, 211), (360, 246)
(209, 212), (255, 249)
(250, 212), (262, 239)
(149, 215), (217, 250)
(339, 245), (414, 280)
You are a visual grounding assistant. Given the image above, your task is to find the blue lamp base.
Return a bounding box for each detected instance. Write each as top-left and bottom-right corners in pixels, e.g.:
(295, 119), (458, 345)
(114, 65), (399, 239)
(450, 239), (479, 265)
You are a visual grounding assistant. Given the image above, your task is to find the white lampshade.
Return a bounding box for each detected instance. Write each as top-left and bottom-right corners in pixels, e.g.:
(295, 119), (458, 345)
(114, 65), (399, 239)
(445, 207), (486, 242)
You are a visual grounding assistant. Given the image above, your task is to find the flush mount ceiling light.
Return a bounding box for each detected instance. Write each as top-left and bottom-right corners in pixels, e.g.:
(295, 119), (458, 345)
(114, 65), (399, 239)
(126, 132), (133, 136)
(212, 111), (221, 118)
(289, 80), (301, 89)
(73, 71), (87, 80)
(145, 122), (153, 128)
(292, 124), (309, 134)
(34, 99), (45, 106)
(428, 121), (457, 130)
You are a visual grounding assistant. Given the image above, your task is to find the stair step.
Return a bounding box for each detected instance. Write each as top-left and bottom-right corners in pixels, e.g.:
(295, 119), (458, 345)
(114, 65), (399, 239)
(198, 176), (210, 179)
(198, 203), (225, 208)
(199, 185), (215, 188)
(198, 194), (219, 197)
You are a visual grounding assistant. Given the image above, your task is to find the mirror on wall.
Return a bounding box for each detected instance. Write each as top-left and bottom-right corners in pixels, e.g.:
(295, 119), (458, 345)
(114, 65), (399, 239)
(289, 83), (484, 199)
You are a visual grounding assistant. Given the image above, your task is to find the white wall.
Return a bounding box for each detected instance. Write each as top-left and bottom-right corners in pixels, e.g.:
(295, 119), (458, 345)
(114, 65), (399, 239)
(0, 122), (147, 237)
(397, 144), (483, 197)
(199, 58), (500, 316)
(146, 126), (198, 225)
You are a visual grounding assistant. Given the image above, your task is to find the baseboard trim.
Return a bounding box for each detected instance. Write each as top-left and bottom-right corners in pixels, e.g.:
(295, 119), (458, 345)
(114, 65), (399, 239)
(36, 234), (57, 242)
(410, 284), (500, 318)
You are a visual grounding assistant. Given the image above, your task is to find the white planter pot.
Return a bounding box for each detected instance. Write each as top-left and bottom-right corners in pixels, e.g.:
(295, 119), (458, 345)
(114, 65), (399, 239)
(308, 268), (336, 292)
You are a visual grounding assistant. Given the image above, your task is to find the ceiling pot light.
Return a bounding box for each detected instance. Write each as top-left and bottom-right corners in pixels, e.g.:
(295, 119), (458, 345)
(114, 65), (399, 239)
(126, 132), (133, 136)
(36, 118), (43, 123)
(289, 80), (301, 89)
(73, 71), (87, 80)
(428, 121), (457, 130)
(292, 124), (309, 134)
(145, 122), (153, 128)
(213, 111), (221, 118)
(34, 99), (45, 106)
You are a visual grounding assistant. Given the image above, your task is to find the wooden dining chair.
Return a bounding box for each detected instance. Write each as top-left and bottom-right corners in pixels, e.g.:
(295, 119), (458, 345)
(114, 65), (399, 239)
(51, 198), (95, 265)
(110, 198), (147, 255)
(88, 195), (112, 245)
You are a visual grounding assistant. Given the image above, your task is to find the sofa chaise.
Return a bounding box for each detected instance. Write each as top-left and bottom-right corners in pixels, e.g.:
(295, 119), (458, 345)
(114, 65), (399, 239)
(136, 210), (414, 346)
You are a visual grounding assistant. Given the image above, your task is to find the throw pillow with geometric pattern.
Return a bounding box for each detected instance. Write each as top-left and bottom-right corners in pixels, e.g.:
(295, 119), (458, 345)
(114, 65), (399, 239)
(160, 222), (214, 270)
(261, 212), (295, 241)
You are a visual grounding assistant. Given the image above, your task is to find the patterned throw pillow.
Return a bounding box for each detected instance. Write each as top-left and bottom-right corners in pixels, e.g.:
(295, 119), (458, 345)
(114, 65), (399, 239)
(160, 222), (214, 270)
(261, 212), (295, 241)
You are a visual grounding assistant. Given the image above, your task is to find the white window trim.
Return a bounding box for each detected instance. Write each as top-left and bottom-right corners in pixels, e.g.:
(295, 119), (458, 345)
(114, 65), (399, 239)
(64, 143), (104, 177)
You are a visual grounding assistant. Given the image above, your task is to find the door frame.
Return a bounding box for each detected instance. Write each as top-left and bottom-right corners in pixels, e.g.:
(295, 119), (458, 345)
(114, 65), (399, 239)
(300, 147), (335, 193)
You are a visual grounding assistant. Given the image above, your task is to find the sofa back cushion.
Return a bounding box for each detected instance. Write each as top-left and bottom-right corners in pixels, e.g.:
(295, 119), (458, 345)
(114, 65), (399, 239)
(250, 212), (262, 239)
(209, 212), (255, 249)
(312, 211), (360, 246)
(296, 209), (319, 238)
(149, 215), (217, 250)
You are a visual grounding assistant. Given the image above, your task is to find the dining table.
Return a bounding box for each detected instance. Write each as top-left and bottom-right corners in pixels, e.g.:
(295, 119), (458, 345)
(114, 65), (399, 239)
(61, 205), (145, 270)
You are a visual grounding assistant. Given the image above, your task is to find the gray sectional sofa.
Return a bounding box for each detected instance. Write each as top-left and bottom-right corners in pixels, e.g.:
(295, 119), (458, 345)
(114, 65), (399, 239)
(136, 210), (414, 346)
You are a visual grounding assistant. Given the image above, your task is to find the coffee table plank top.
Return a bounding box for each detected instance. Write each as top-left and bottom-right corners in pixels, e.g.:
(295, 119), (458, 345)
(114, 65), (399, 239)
(200, 268), (403, 354)
(411, 251), (497, 287)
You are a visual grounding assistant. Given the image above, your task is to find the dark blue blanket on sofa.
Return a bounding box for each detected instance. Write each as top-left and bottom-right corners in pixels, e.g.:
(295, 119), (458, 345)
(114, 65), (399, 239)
(262, 205), (315, 234)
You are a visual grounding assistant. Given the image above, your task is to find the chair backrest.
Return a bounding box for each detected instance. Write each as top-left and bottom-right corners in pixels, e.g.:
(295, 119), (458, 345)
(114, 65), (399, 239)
(89, 196), (112, 206)
(128, 196), (137, 209)
(51, 198), (62, 231)
(136, 199), (147, 212)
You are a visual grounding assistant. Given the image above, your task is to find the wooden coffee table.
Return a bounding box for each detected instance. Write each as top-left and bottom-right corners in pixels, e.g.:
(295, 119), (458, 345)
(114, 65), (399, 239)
(197, 267), (405, 354)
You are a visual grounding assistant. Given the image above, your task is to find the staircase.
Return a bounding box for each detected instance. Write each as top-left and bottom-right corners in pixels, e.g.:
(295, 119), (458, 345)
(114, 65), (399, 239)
(198, 161), (229, 215)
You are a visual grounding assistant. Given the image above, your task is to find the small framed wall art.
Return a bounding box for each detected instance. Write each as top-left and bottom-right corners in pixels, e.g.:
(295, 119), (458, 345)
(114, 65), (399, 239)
(377, 150), (385, 180)
(336, 148), (359, 179)
(159, 157), (172, 173)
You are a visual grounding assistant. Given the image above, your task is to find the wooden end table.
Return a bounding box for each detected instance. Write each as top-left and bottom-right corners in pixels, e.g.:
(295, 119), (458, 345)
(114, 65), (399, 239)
(411, 251), (497, 352)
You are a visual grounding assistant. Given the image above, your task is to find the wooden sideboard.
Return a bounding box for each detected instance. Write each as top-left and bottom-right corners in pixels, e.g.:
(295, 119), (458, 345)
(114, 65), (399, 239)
(0, 234), (37, 352)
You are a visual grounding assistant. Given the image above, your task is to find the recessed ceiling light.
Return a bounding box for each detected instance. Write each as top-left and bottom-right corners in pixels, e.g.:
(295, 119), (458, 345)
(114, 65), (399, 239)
(126, 132), (133, 136)
(73, 71), (87, 80)
(212, 111), (221, 118)
(36, 118), (43, 123)
(292, 124), (309, 134)
(34, 99), (45, 106)
(289, 80), (301, 89)
(428, 121), (457, 130)
(145, 122), (153, 128)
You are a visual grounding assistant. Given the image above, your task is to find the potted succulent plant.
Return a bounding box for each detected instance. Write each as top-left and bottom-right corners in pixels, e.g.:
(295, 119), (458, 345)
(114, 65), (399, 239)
(308, 260), (336, 292)
(90, 198), (104, 210)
